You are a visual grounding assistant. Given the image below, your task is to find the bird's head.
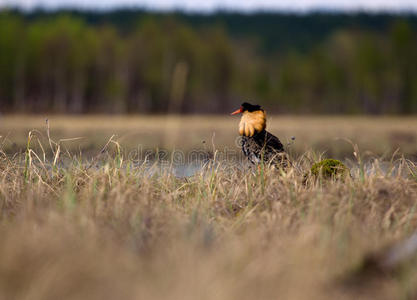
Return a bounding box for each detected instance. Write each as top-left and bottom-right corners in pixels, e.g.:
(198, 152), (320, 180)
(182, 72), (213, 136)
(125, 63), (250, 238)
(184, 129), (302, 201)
(230, 102), (262, 115)
(231, 102), (266, 137)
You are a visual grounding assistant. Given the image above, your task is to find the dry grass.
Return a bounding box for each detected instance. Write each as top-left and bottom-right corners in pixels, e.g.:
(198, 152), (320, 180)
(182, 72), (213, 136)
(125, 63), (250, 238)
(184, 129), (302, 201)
(0, 121), (416, 300)
(1, 115), (417, 159)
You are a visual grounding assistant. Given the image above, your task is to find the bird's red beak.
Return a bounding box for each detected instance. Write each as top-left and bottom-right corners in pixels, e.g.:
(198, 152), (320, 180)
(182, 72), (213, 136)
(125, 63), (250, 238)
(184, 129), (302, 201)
(230, 107), (243, 115)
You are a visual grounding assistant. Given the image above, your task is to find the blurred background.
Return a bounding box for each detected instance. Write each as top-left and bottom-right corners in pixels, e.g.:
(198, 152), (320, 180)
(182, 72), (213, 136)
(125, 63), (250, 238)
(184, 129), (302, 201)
(0, 0), (416, 160)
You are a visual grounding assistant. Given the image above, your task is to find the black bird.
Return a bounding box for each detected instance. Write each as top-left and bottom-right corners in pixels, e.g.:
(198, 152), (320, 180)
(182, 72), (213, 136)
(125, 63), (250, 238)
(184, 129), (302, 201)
(231, 102), (287, 167)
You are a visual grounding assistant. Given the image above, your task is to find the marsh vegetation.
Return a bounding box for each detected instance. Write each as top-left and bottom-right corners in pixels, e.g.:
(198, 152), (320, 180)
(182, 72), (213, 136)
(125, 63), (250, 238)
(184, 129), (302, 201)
(0, 115), (416, 299)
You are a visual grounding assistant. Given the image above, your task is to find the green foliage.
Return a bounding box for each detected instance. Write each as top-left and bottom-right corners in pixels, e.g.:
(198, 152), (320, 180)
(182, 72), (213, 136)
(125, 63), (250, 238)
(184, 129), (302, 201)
(310, 159), (350, 179)
(0, 11), (417, 114)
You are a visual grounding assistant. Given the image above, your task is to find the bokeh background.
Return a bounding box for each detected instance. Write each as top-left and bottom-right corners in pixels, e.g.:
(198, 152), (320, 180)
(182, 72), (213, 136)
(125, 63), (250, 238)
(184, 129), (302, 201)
(0, 0), (416, 160)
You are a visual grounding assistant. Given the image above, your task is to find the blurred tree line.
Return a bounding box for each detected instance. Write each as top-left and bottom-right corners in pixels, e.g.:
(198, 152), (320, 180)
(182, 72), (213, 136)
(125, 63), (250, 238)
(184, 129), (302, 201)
(0, 10), (417, 114)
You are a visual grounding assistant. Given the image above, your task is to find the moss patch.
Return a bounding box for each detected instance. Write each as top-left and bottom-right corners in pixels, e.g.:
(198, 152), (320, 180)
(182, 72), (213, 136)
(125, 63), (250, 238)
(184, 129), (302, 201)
(309, 159), (350, 180)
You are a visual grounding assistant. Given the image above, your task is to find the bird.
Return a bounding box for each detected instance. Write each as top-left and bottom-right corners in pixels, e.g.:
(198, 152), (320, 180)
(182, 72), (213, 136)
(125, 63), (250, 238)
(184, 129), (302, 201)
(231, 102), (288, 167)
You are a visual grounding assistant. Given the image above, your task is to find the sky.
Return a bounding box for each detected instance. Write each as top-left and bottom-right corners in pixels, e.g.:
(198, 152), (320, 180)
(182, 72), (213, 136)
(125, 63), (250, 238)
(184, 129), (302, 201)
(2, 0), (417, 13)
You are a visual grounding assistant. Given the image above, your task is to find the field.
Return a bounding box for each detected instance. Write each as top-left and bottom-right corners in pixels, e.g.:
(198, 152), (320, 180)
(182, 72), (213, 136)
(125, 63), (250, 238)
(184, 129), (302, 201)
(1, 115), (417, 158)
(0, 115), (417, 299)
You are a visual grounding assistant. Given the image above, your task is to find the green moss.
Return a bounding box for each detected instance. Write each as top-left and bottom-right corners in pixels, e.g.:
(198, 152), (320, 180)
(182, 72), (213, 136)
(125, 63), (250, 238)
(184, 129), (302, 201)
(310, 159), (350, 179)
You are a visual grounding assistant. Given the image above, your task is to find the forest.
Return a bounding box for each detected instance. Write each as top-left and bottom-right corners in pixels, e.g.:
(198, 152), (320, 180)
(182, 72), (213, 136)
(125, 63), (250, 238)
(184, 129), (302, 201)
(0, 10), (417, 114)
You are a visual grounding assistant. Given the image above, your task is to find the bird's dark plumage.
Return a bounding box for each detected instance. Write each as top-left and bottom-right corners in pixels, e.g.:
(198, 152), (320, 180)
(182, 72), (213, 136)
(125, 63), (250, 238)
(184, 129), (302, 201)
(240, 130), (286, 166)
(241, 102), (262, 112)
